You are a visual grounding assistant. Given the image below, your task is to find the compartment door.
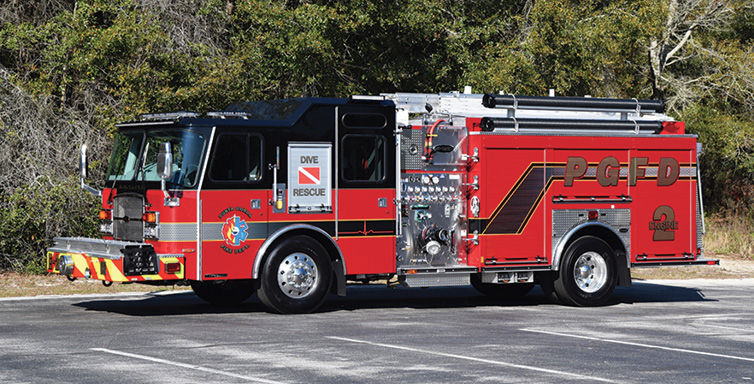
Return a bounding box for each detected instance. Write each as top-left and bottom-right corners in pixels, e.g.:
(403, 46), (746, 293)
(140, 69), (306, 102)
(632, 149), (696, 263)
(480, 149), (547, 266)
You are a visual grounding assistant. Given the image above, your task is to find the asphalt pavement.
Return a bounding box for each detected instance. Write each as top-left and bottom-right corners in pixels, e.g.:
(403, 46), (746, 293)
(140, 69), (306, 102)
(1, 279), (753, 383)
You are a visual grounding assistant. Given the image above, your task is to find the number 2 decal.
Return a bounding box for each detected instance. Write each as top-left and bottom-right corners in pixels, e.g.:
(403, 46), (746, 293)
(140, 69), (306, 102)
(650, 205), (678, 241)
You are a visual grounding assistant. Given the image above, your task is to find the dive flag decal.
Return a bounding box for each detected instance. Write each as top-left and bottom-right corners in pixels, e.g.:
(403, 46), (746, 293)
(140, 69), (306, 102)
(298, 167), (321, 185)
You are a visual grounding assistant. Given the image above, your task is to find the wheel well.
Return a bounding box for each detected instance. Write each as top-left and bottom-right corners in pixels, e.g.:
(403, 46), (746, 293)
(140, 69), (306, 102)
(254, 227), (346, 296)
(555, 224), (631, 286)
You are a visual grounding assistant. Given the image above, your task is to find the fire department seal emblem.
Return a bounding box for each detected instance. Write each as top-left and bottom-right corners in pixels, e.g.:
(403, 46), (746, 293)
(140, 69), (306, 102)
(222, 215), (249, 246)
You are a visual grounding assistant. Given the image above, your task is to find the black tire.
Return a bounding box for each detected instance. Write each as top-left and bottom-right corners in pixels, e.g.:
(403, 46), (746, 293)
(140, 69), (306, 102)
(191, 279), (255, 306)
(470, 274), (534, 299)
(553, 236), (617, 306)
(257, 236), (331, 314)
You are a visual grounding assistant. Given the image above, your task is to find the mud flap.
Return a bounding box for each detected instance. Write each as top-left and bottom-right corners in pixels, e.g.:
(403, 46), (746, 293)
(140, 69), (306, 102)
(331, 257), (346, 296)
(615, 251), (632, 287)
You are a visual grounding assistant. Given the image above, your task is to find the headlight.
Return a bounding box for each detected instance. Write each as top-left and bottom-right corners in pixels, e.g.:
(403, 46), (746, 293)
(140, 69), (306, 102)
(143, 211), (159, 240)
(143, 224), (159, 240)
(100, 221), (113, 234)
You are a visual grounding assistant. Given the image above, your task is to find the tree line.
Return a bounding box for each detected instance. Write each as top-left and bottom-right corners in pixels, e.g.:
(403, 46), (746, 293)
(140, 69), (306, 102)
(0, 0), (752, 271)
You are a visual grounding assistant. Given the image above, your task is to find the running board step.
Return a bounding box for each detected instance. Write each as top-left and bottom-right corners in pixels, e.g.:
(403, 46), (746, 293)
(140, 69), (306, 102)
(398, 272), (471, 288)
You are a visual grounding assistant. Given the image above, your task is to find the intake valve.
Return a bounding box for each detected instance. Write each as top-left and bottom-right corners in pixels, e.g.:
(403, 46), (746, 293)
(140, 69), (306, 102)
(419, 225), (449, 256)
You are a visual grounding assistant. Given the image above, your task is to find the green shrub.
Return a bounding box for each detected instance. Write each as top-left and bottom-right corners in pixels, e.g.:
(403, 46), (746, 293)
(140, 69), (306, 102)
(0, 178), (100, 273)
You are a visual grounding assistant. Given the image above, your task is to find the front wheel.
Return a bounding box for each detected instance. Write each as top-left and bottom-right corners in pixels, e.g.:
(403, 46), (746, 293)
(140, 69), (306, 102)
(257, 236), (331, 314)
(553, 236), (617, 306)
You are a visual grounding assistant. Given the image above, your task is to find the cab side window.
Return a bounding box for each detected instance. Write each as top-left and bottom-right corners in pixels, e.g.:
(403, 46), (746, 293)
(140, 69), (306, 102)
(341, 134), (385, 182)
(210, 133), (262, 182)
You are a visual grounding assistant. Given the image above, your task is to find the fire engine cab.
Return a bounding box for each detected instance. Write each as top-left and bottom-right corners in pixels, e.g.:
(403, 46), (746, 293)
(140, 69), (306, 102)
(47, 91), (717, 313)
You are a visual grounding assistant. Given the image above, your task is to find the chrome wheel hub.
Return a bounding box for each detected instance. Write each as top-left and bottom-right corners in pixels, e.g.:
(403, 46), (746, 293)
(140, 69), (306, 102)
(277, 253), (319, 299)
(573, 251), (607, 293)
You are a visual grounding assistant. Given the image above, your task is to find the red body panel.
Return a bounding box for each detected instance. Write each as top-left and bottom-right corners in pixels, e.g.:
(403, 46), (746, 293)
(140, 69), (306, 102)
(467, 128), (699, 267)
(195, 188), (396, 280)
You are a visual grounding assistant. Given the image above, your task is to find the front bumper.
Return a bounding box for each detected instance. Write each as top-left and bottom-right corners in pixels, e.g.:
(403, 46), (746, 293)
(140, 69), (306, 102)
(47, 237), (184, 282)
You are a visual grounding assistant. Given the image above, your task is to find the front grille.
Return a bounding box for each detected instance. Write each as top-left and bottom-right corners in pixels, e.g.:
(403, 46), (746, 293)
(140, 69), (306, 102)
(113, 194), (144, 242)
(122, 245), (158, 276)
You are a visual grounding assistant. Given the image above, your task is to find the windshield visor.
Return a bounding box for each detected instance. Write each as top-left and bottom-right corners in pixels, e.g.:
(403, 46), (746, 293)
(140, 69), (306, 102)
(106, 129), (207, 188)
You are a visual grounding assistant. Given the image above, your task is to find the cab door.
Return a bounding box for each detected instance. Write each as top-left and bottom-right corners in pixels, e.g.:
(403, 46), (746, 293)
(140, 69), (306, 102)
(335, 106), (397, 274)
(199, 130), (268, 280)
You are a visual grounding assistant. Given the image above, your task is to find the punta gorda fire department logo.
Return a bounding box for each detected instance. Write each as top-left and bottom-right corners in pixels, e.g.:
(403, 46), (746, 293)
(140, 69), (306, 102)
(218, 206), (253, 254)
(222, 215), (248, 247)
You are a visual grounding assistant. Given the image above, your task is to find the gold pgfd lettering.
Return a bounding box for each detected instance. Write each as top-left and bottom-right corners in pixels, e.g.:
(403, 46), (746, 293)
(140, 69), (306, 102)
(564, 156), (680, 187)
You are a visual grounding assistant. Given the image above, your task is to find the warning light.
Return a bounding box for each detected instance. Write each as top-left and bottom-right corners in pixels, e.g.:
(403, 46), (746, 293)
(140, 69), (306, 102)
(588, 211), (599, 220)
(661, 121), (685, 134)
(142, 212), (157, 223)
(99, 210), (112, 220)
(165, 262), (181, 274)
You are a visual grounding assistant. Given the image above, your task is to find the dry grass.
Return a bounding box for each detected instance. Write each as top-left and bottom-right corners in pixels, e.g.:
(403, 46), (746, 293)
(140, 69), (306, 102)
(631, 253), (754, 280)
(0, 272), (189, 298)
(632, 214), (754, 280)
(703, 214), (754, 259)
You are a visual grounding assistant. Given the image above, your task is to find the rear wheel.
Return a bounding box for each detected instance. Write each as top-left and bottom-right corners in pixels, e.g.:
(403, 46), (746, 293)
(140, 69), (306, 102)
(553, 236), (617, 306)
(257, 236), (331, 314)
(191, 280), (255, 306)
(470, 274), (534, 299)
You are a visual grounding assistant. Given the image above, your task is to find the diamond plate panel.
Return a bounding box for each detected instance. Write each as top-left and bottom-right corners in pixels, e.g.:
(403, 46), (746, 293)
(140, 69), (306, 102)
(552, 209), (631, 259)
(399, 273), (470, 288)
(159, 223), (197, 242)
(400, 128), (422, 170)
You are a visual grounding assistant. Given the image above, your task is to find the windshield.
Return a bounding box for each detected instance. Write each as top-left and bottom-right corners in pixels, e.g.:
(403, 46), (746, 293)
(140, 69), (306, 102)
(106, 129), (207, 188)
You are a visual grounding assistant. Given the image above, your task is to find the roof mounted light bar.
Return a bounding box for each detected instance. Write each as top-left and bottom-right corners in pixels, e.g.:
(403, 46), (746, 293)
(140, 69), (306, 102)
(206, 111), (254, 119)
(350, 95), (386, 102)
(140, 111), (200, 121)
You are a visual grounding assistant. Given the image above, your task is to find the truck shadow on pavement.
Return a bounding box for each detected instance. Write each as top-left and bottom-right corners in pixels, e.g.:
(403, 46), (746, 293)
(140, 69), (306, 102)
(73, 281), (712, 316)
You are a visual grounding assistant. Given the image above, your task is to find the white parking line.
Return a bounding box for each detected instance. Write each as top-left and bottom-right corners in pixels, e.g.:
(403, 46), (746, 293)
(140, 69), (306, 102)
(522, 329), (754, 363)
(328, 336), (618, 383)
(0, 290), (189, 302)
(91, 348), (287, 384)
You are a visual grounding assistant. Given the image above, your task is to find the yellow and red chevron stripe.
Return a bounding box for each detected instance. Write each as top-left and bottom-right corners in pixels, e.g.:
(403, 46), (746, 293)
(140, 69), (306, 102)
(46, 251), (184, 282)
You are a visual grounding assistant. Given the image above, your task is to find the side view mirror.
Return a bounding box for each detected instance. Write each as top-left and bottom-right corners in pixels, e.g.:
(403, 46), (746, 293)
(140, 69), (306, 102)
(157, 142), (180, 207)
(80, 144), (88, 179)
(79, 144), (101, 197)
(157, 142), (173, 180)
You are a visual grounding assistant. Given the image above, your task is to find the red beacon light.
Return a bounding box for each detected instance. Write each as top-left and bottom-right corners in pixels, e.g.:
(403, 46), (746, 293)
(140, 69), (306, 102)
(661, 121), (685, 135)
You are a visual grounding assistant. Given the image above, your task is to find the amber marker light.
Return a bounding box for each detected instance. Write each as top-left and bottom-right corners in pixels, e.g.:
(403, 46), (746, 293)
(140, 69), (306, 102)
(142, 212), (157, 223)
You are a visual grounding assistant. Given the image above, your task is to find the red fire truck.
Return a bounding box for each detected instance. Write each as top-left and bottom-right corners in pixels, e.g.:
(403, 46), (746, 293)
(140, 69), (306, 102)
(47, 91), (717, 313)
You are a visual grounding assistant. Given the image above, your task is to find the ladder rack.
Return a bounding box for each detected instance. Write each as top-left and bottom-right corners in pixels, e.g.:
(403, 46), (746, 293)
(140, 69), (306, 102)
(381, 92), (673, 127)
